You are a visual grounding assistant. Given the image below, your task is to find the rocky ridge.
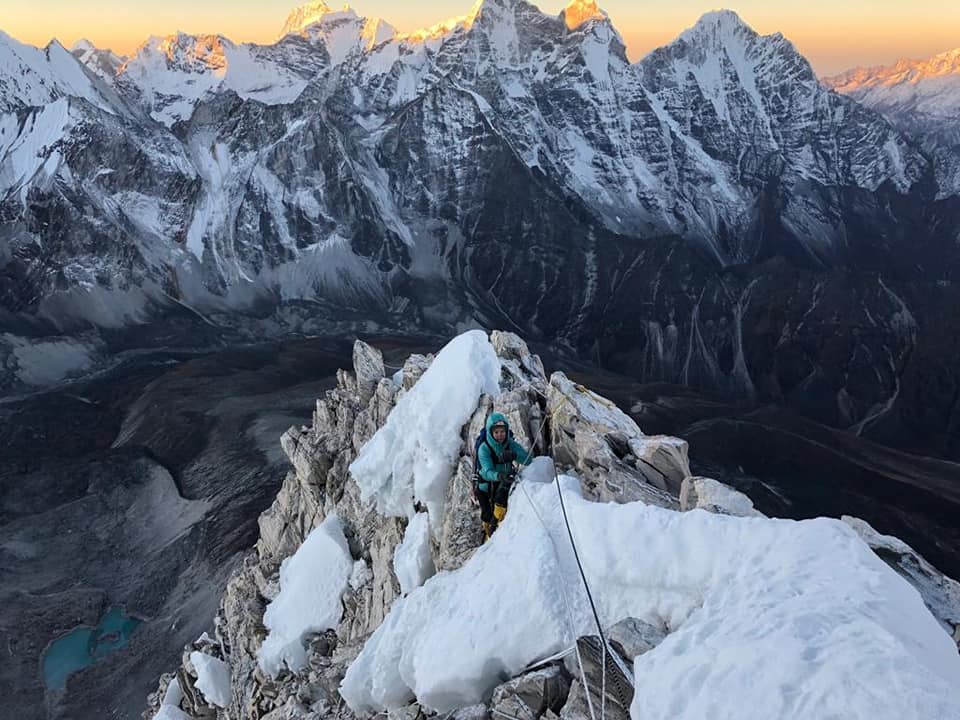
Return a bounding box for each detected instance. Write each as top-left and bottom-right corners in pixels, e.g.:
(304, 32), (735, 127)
(144, 332), (960, 720)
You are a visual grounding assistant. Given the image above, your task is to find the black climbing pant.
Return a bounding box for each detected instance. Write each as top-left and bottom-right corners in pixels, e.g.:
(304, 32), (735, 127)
(477, 480), (513, 524)
(476, 486), (495, 523)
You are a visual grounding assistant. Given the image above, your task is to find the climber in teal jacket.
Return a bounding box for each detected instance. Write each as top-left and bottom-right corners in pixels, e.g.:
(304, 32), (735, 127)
(476, 412), (532, 539)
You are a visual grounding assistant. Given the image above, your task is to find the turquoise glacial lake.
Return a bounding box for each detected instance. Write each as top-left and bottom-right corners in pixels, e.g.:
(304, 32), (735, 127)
(42, 607), (143, 690)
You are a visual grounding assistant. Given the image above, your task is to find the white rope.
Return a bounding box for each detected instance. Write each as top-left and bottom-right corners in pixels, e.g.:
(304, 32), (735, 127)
(489, 378), (614, 720)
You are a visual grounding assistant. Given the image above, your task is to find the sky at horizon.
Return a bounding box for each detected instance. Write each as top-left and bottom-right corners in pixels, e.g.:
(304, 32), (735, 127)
(3, 0), (958, 75)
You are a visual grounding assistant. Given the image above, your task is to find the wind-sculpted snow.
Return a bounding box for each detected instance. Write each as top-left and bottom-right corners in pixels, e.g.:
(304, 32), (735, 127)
(257, 514), (353, 677)
(341, 457), (960, 718)
(349, 330), (501, 526)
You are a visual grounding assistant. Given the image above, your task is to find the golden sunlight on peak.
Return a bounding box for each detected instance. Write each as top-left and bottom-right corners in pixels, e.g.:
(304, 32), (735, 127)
(563, 0), (605, 31)
(396, 8), (479, 45)
(136, 33), (230, 74)
(830, 46), (960, 92)
(359, 18), (396, 49)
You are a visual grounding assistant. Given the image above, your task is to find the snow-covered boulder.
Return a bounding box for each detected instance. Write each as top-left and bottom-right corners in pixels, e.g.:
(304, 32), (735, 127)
(190, 651), (232, 708)
(258, 515), (353, 677)
(547, 372), (687, 507)
(679, 476), (764, 517)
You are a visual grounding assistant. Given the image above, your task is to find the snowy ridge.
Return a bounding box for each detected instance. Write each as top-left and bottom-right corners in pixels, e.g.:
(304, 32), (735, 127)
(349, 330), (501, 526)
(342, 459), (960, 718)
(117, 33), (312, 126)
(71, 38), (125, 82)
(825, 48), (960, 196)
(146, 331), (960, 720)
(0, 30), (116, 113)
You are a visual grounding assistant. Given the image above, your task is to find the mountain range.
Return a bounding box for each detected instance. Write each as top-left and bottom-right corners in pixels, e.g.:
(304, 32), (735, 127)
(2, 0), (960, 457)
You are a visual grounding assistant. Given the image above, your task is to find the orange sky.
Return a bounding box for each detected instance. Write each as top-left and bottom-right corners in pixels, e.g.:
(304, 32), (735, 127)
(3, 0), (959, 75)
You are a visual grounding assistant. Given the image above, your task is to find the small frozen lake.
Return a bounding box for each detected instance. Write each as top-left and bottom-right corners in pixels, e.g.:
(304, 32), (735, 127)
(43, 607), (143, 691)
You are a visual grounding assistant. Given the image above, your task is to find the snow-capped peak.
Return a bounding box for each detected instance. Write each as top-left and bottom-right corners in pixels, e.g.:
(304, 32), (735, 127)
(397, 4), (483, 44)
(124, 32), (232, 76)
(360, 18), (396, 50)
(562, 0), (607, 30)
(0, 30), (116, 113)
(280, 1), (358, 39)
(824, 47), (960, 93)
(680, 9), (757, 46)
(71, 38), (96, 53)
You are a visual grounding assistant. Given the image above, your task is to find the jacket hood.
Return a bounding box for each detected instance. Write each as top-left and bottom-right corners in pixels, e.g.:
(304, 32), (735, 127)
(485, 412), (510, 437)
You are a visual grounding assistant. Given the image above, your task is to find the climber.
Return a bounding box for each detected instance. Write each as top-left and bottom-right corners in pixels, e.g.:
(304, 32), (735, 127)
(474, 412), (532, 541)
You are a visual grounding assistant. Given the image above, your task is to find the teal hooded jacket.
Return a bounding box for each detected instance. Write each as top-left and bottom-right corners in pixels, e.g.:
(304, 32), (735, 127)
(477, 412), (531, 492)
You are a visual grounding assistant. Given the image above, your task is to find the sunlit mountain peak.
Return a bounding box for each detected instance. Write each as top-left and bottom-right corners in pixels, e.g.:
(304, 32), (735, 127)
(395, 2), (484, 45)
(562, 0), (607, 30)
(280, 1), (359, 39)
(825, 47), (960, 93)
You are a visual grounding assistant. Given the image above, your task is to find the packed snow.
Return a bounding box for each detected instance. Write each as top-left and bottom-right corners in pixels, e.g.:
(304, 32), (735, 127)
(350, 559), (372, 591)
(189, 651), (231, 708)
(341, 457), (960, 718)
(349, 330), (501, 526)
(161, 677), (183, 707)
(154, 706), (191, 720)
(393, 512), (436, 595)
(258, 515), (353, 677)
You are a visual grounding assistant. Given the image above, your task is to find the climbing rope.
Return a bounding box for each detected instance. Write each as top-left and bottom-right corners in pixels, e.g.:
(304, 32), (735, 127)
(514, 479), (601, 720)
(488, 369), (648, 720)
(509, 390), (617, 720)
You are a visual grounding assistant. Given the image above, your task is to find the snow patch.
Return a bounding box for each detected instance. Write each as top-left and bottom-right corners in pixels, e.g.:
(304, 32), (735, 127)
(350, 560), (372, 590)
(6, 334), (97, 386)
(154, 706), (192, 720)
(258, 515), (353, 677)
(161, 677), (183, 707)
(189, 652), (231, 708)
(393, 512), (436, 595)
